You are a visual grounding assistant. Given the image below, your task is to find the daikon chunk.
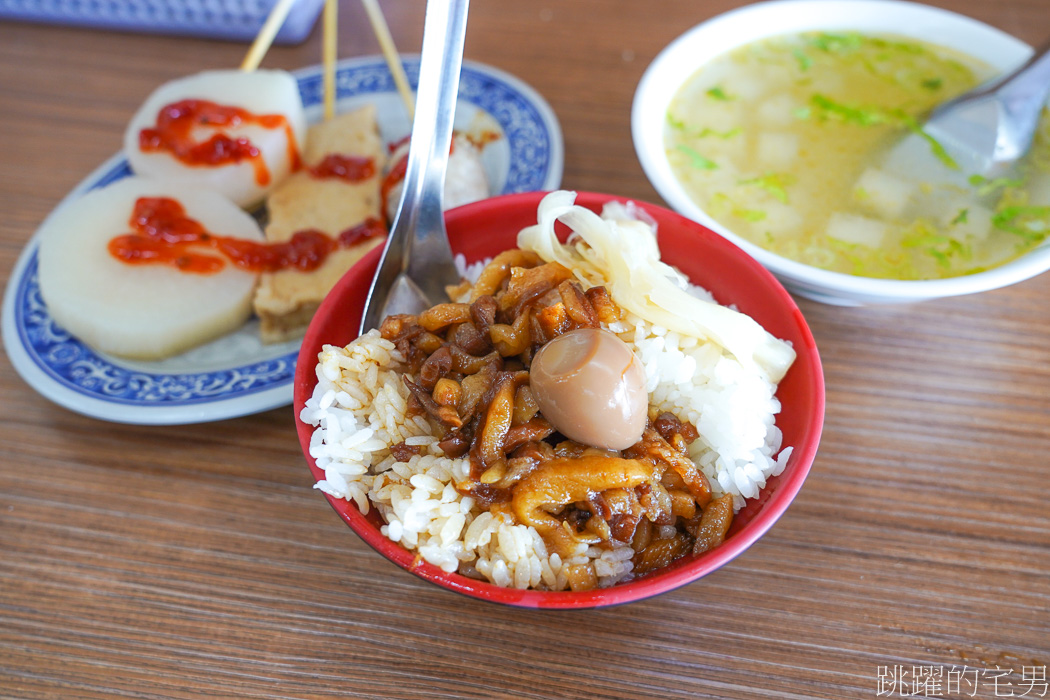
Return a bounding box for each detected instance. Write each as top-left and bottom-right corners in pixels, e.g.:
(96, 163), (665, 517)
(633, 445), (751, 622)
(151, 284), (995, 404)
(852, 167), (914, 219)
(37, 176), (263, 360)
(942, 202), (993, 240)
(757, 94), (800, 127)
(123, 69), (307, 208)
(755, 132), (798, 169)
(825, 212), (887, 247)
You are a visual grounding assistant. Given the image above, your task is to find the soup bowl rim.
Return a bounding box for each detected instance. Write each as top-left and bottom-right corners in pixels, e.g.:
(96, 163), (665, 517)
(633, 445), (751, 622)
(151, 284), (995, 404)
(632, 0), (1048, 305)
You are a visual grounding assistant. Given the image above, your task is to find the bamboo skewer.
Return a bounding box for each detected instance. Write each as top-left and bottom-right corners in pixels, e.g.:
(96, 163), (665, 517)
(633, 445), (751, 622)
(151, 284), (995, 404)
(243, 0), (412, 122)
(361, 0), (415, 120)
(241, 0), (300, 71)
(322, 0), (338, 121)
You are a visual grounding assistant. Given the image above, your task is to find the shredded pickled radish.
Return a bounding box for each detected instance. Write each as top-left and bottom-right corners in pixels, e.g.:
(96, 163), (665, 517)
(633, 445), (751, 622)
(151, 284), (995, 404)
(517, 190), (796, 382)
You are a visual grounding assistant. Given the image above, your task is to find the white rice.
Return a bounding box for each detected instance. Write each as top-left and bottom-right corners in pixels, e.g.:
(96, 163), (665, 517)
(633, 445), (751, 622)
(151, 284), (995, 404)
(301, 297), (791, 590)
(304, 222), (790, 590)
(608, 310), (791, 507)
(453, 253), (489, 287)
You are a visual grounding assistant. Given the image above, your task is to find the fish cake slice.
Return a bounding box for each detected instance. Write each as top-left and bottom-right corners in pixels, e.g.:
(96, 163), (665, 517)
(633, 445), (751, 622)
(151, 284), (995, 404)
(253, 105), (387, 343)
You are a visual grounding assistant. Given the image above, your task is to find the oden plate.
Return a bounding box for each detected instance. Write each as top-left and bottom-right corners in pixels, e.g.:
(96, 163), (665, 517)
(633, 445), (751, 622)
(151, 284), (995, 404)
(1, 56), (564, 425)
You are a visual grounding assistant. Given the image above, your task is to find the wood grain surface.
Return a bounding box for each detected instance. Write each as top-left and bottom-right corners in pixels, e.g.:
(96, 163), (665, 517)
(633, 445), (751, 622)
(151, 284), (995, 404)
(1, 1), (1048, 698)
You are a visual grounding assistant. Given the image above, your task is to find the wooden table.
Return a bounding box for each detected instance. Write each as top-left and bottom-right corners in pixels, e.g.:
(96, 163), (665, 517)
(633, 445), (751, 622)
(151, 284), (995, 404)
(1, 1), (1048, 698)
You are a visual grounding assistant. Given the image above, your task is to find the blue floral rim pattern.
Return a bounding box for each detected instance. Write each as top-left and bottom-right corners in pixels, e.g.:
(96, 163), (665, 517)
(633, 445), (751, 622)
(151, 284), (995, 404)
(15, 255), (300, 407)
(296, 59), (556, 194)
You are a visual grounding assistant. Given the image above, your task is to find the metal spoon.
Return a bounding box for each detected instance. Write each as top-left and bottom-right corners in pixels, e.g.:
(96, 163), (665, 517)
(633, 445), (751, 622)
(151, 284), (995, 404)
(359, 0), (469, 336)
(884, 41), (1050, 183)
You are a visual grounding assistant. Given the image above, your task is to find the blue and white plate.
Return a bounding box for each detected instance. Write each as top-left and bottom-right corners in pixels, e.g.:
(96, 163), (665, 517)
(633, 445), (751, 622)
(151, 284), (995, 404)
(1, 56), (564, 425)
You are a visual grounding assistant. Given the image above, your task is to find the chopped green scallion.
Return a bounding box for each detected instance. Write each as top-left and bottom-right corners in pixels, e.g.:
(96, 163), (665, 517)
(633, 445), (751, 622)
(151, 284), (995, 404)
(792, 48), (812, 72)
(739, 173), (793, 203)
(706, 86), (732, 101)
(992, 205), (1050, 242)
(675, 145), (718, 170)
(734, 208), (767, 222)
(806, 32), (864, 54)
(666, 114), (686, 131)
(810, 94), (888, 127)
(968, 174), (1026, 197)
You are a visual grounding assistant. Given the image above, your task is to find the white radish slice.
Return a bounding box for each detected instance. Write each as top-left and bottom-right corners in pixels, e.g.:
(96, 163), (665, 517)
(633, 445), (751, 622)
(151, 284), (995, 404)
(123, 69), (307, 208)
(37, 176), (264, 361)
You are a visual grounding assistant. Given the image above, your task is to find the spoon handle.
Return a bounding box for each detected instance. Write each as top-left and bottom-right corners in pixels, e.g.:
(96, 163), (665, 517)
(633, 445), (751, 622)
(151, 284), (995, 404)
(360, 0), (469, 335)
(993, 41), (1050, 161)
(401, 0), (469, 293)
(930, 39), (1050, 166)
(993, 40), (1050, 101)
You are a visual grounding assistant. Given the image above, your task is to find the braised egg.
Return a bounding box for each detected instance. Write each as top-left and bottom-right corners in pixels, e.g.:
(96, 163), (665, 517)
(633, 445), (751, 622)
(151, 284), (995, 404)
(529, 328), (648, 450)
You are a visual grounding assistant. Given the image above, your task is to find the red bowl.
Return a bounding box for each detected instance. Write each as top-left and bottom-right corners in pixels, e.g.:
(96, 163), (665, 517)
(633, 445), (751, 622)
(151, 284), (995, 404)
(294, 191), (825, 608)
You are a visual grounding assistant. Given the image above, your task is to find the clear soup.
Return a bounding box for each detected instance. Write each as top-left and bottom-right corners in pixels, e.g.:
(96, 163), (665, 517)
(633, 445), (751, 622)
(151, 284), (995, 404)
(665, 32), (1050, 280)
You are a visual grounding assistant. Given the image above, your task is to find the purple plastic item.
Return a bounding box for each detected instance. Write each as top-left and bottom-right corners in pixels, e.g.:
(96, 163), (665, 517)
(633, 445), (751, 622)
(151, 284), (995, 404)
(0, 0), (324, 44)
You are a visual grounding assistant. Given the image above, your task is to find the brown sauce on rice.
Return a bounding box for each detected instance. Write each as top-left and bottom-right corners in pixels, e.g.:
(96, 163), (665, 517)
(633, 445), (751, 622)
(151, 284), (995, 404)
(377, 251), (735, 590)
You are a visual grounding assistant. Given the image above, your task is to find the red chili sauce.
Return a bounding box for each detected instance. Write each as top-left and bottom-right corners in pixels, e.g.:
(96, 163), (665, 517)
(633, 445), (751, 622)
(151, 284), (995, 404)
(108, 197), (386, 274)
(380, 155), (409, 221)
(138, 100), (301, 186)
(307, 154), (376, 183)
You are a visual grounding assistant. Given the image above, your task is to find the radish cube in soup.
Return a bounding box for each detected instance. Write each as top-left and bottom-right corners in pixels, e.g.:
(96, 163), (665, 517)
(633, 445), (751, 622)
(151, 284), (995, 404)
(756, 132), (798, 169)
(941, 202), (993, 240)
(757, 94), (800, 127)
(826, 213), (887, 248)
(852, 168), (914, 220)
